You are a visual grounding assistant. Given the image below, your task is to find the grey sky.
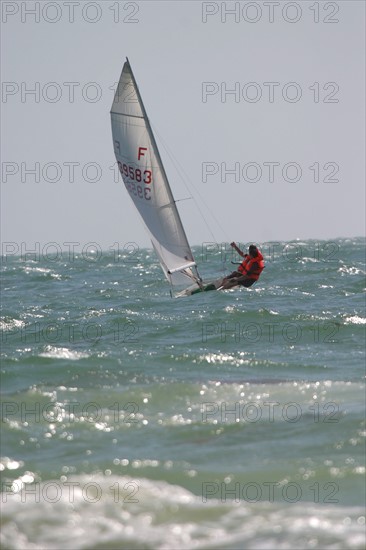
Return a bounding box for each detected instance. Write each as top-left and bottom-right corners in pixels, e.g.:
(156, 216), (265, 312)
(1, 1), (365, 253)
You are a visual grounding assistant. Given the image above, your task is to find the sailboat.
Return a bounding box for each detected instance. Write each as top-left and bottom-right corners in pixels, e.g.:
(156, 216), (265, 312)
(110, 58), (223, 296)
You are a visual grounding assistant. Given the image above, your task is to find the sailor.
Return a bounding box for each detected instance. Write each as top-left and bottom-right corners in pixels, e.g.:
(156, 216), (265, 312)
(221, 243), (264, 290)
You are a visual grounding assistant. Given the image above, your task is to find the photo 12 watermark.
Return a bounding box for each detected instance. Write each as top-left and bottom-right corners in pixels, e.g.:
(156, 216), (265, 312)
(200, 241), (341, 263)
(202, 81), (339, 103)
(201, 480), (340, 503)
(1, 319), (140, 345)
(1, 1), (140, 24)
(1, 400), (144, 424)
(201, 321), (340, 344)
(201, 400), (341, 424)
(1, 241), (140, 263)
(201, 161), (340, 184)
(201, 2), (340, 24)
(2, 479), (139, 503)
(1, 160), (147, 185)
(1, 79), (138, 104)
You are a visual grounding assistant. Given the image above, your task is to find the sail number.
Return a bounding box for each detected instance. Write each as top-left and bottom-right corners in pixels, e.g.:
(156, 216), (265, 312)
(117, 161), (152, 201)
(117, 161), (152, 184)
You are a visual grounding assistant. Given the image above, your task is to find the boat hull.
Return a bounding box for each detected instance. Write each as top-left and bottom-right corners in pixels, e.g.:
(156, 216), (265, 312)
(176, 278), (225, 297)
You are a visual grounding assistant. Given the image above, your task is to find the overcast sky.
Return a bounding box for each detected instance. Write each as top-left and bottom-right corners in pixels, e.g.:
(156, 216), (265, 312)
(1, 0), (365, 254)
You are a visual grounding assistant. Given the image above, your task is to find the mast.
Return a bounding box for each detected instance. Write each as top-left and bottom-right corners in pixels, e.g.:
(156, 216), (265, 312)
(125, 59), (200, 280)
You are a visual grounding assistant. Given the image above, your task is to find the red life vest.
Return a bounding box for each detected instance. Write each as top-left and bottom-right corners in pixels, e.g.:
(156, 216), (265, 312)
(238, 250), (264, 280)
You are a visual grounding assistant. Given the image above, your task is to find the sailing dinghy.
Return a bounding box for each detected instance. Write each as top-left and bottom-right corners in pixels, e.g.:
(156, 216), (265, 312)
(110, 59), (223, 296)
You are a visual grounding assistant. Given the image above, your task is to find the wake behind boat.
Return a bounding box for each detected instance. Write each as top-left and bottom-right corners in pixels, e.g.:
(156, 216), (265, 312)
(110, 58), (222, 296)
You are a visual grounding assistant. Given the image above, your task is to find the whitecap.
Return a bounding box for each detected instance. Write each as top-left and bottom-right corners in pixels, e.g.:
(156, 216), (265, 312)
(338, 266), (365, 276)
(39, 346), (89, 360)
(1, 475), (365, 550)
(344, 316), (366, 325)
(0, 318), (25, 331)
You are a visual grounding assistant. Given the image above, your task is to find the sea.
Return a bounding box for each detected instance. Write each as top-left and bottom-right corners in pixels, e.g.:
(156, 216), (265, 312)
(1, 237), (365, 549)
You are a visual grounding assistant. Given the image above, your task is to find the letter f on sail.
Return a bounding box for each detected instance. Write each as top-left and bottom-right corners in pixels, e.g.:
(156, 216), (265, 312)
(138, 147), (147, 160)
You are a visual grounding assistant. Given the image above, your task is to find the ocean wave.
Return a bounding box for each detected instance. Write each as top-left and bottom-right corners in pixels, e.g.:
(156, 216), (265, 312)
(1, 475), (365, 550)
(0, 318), (26, 332)
(39, 346), (90, 360)
(344, 316), (366, 325)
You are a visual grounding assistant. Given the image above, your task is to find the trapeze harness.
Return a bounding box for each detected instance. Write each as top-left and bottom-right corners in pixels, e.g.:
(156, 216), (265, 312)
(238, 250), (265, 281)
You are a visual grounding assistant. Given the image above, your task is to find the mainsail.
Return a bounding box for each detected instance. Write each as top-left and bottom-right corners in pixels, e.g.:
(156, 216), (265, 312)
(110, 58), (202, 289)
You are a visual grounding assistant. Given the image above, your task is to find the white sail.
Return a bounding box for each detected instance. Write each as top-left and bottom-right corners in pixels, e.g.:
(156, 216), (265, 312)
(110, 58), (201, 288)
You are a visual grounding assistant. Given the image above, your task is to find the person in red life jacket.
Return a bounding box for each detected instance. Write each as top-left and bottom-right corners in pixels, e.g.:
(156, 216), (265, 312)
(221, 243), (264, 289)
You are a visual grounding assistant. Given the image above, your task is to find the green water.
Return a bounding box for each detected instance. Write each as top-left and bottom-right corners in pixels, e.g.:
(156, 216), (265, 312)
(1, 238), (365, 549)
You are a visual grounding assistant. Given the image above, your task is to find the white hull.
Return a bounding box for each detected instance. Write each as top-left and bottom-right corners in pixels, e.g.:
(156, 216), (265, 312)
(175, 278), (225, 297)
